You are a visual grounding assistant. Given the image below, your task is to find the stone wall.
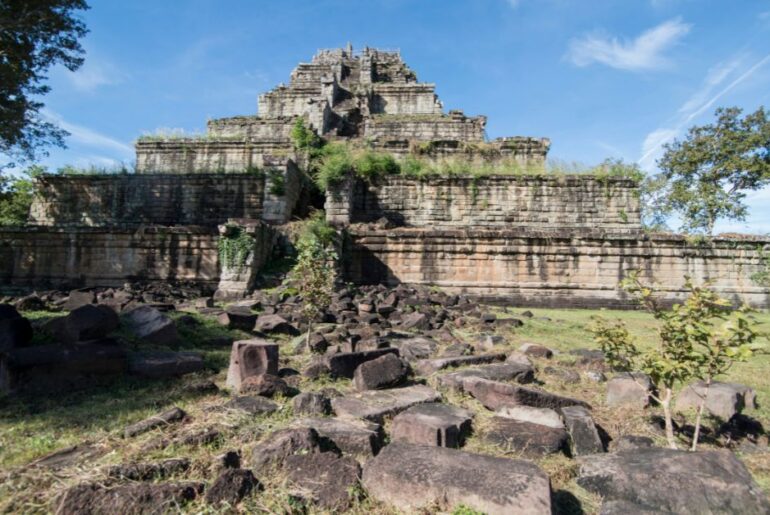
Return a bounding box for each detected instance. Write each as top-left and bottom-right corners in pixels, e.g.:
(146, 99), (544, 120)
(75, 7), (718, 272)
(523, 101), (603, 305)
(29, 174), (265, 226)
(0, 226), (220, 290)
(370, 84), (443, 115)
(135, 140), (293, 174)
(364, 113), (486, 142)
(344, 228), (770, 308)
(326, 175), (640, 230)
(206, 116), (294, 139)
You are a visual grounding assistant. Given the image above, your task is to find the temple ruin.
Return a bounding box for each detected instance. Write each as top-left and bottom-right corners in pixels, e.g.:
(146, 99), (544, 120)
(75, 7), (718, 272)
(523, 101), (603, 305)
(1, 45), (768, 307)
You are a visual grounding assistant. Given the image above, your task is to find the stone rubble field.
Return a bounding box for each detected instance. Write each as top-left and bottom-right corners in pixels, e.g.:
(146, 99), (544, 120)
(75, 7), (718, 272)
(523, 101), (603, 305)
(1, 283), (769, 514)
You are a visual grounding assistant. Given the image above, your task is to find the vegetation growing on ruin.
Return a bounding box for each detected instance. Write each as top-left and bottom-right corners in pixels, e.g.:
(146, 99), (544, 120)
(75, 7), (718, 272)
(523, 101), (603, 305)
(591, 271), (765, 450)
(751, 246), (770, 288)
(0, 165), (43, 226)
(217, 224), (255, 270)
(266, 168), (286, 196)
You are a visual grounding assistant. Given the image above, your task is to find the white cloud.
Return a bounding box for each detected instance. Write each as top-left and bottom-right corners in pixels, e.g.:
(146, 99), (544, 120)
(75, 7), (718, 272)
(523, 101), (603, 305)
(567, 18), (691, 71)
(42, 109), (133, 156)
(506, 0), (520, 7)
(68, 60), (127, 92)
(638, 52), (770, 171)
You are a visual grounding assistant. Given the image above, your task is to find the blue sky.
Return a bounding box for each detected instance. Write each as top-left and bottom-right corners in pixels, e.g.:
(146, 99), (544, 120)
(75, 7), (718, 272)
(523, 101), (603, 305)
(34, 0), (770, 233)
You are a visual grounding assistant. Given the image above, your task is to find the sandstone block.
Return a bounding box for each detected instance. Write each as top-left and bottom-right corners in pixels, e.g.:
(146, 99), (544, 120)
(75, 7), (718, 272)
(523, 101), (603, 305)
(414, 352), (506, 376)
(483, 417), (568, 457)
(285, 452), (361, 511)
(123, 306), (179, 346)
(325, 347), (399, 378)
(331, 384), (441, 423)
(124, 407), (187, 438)
(391, 402), (472, 447)
(353, 353), (408, 391)
(606, 372), (653, 408)
(128, 351), (204, 379)
(292, 417), (384, 457)
(437, 362), (534, 391)
(560, 405), (604, 456)
(226, 339), (279, 391)
(463, 377), (590, 411)
(250, 427), (321, 470)
(676, 381), (757, 420)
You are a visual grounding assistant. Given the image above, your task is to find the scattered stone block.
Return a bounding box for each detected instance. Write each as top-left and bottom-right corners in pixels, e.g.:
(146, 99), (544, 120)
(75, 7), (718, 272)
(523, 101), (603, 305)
(124, 407), (187, 438)
(216, 308), (257, 331)
(388, 336), (437, 361)
(205, 469), (259, 507)
(362, 442), (552, 515)
(325, 348), (399, 378)
(14, 294), (45, 312)
(28, 443), (104, 470)
(254, 314), (299, 335)
(292, 417), (384, 457)
(606, 372), (654, 408)
(293, 392), (331, 416)
(56, 481), (203, 515)
(353, 353), (407, 391)
(544, 366), (581, 384)
(285, 452), (362, 511)
(0, 312), (32, 352)
(123, 305), (179, 346)
(676, 381), (757, 420)
(483, 417), (568, 457)
(64, 289), (96, 311)
(495, 405), (564, 429)
(519, 343), (553, 358)
(251, 427), (321, 470)
(578, 448), (770, 514)
(226, 339), (279, 391)
(128, 351), (204, 379)
(610, 435), (655, 452)
(414, 352), (506, 376)
(463, 377), (590, 411)
(108, 458), (190, 480)
(240, 373), (291, 397)
(391, 402), (472, 447)
(224, 395), (278, 415)
(61, 304), (120, 343)
(560, 405), (604, 456)
(437, 362), (534, 391)
(400, 312), (429, 330)
(332, 384), (441, 423)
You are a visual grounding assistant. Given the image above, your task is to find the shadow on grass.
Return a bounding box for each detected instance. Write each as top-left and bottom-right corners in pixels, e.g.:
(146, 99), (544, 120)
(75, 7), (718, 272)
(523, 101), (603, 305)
(552, 489), (585, 515)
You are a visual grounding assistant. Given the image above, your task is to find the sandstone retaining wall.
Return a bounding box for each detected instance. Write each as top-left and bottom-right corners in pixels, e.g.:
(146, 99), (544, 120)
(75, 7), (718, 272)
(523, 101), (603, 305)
(344, 228), (770, 308)
(135, 140), (293, 174)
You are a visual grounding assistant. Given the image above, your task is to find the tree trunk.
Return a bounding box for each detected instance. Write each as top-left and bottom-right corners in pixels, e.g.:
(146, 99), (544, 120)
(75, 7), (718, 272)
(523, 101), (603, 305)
(661, 387), (677, 449)
(691, 377), (712, 451)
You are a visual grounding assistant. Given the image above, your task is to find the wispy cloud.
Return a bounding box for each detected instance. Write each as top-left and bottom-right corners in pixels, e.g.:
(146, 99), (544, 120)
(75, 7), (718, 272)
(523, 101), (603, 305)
(42, 109), (133, 156)
(67, 60), (127, 92)
(506, 0), (521, 8)
(638, 52), (770, 171)
(567, 18), (691, 71)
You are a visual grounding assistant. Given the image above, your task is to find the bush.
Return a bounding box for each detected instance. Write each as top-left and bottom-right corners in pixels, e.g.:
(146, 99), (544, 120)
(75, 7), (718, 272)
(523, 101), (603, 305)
(315, 143), (353, 191)
(0, 166), (42, 226)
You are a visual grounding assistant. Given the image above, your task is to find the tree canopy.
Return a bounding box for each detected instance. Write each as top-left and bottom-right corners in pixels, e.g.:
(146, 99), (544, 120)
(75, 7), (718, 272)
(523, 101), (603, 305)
(0, 0), (89, 170)
(653, 106), (770, 234)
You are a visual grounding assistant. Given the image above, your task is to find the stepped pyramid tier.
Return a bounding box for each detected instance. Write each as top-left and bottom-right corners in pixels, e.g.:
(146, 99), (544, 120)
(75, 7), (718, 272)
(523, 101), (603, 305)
(135, 45), (550, 174)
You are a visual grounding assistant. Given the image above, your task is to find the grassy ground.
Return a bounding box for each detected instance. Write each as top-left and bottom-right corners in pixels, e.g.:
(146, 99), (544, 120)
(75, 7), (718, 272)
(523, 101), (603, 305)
(0, 306), (768, 514)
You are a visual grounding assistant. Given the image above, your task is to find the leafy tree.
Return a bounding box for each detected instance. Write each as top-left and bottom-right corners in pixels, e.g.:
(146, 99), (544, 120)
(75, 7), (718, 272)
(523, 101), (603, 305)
(1, 0), (89, 170)
(0, 165), (44, 225)
(591, 271), (764, 450)
(654, 106), (770, 234)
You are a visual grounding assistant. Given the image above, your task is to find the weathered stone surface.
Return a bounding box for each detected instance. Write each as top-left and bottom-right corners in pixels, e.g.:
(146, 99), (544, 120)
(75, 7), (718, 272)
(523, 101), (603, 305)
(285, 452), (362, 510)
(123, 305), (179, 345)
(332, 385), (441, 423)
(362, 442), (552, 514)
(391, 402), (472, 447)
(400, 311), (429, 330)
(577, 448), (770, 514)
(676, 381), (757, 420)
(560, 405), (604, 456)
(64, 289), (96, 311)
(518, 342), (553, 358)
(483, 417), (568, 457)
(292, 392), (331, 416)
(610, 435), (655, 452)
(124, 407), (187, 438)
(108, 458), (190, 480)
(388, 335), (438, 361)
(437, 362), (534, 391)
(606, 372), (654, 408)
(226, 339), (279, 391)
(544, 366), (581, 384)
(463, 377), (590, 411)
(128, 351), (204, 379)
(495, 405), (564, 429)
(250, 428), (321, 470)
(353, 353), (408, 391)
(414, 352), (506, 376)
(224, 395), (278, 415)
(0, 304), (32, 352)
(292, 417), (384, 457)
(205, 469), (259, 506)
(254, 314), (299, 335)
(28, 443), (104, 470)
(61, 304), (120, 343)
(56, 481), (203, 515)
(216, 308), (257, 331)
(599, 500), (670, 514)
(325, 347), (399, 378)
(240, 373), (291, 397)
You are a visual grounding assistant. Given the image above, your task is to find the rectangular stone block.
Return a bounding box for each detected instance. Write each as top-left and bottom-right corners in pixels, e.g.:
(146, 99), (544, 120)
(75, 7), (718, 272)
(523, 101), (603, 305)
(226, 339), (279, 392)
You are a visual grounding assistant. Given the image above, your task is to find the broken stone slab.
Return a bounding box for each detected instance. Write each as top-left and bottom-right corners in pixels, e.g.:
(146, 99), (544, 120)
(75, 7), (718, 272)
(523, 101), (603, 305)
(292, 391), (331, 416)
(28, 443), (105, 470)
(400, 311), (429, 330)
(437, 362), (535, 391)
(483, 417), (568, 457)
(223, 395), (278, 415)
(58, 304), (120, 343)
(56, 481), (203, 515)
(124, 407), (187, 438)
(128, 351), (204, 379)
(285, 452), (362, 511)
(577, 448), (770, 514)
(353, 353), (408, 391)
(253, 314), (299, 336)
(387, 335), (438, 361)
(610, 435), (655, 452)
(325, 347), (399, 378)
(560, 405), (604, 456)
(495, 405), (564, 429)
(250, 427), (321, 470)
(332, 384), (441, 423)
(362, 442), (552, 515)
(518, 343), (553, 358)
(107, 458), (190, 480)
(606, 372), (654, 408)
(205, 469), (260, 507)
(391, 402), (473, 448)
(463, 377), (591, 411)
(216, 308), (257, 331)
(292, 417), (384, 458)
(240, 373), (292, 398)
(64, 289), (96, 311)
(225, 339), (279, 392)
(676, 381), (757, 420)
(123, 305), (179, 346)
(414, 352), (506, 376)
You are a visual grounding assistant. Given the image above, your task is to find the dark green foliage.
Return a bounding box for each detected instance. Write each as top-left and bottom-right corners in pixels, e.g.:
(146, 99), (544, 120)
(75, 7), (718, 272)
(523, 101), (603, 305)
(267, 168), (286, 196)
(0, 165), (43, 225)
(0, 1), (90, 170)
(654, 106), (770, 234)
(217, 224), (255, 270)
(290, 117), (321, 151)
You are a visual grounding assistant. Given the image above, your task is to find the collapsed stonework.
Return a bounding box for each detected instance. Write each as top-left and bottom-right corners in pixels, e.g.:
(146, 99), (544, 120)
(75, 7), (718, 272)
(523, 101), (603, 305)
(0, 45), (768, 307)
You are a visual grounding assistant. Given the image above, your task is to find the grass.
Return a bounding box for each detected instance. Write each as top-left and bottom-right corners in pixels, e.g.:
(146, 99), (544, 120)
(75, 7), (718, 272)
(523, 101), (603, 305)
(1, 305), (768, 514)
